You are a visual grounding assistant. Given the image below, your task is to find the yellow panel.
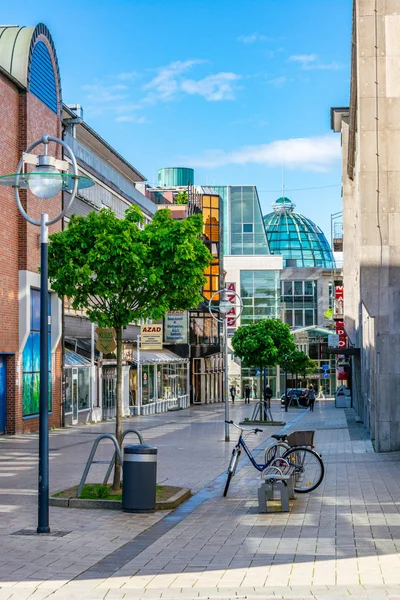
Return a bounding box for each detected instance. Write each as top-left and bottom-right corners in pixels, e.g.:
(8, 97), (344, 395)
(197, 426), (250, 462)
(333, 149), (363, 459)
(211, 196), (219, 209)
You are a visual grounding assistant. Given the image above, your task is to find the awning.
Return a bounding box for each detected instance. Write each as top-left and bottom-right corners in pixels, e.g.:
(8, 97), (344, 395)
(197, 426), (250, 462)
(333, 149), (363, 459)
(65, 349), (91, 367)
(130, 349), (188, 365)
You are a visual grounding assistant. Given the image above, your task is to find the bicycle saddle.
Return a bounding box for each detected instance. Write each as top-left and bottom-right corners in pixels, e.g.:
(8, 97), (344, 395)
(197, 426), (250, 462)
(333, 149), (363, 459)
(271, 434), (287, 441)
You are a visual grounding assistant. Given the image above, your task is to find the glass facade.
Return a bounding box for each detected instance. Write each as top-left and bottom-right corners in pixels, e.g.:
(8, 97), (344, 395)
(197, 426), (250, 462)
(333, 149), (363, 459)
(240, 270), (280, 326)
(22, 290), (51, 417)
(281, 280), (318, 328)
(264, 197), (334, 268)
(213, 185), (270, 255)
(202, 194), (221, 300)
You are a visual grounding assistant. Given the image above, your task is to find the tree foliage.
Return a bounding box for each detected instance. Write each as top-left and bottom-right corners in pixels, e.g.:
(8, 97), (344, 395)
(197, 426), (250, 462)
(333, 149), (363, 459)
(231, 319), (297, 369)
(174, 190), (188, 205)
(48, 206), (211, 326)
(280, 350), (317, 377)
(48, 206), (212, 488)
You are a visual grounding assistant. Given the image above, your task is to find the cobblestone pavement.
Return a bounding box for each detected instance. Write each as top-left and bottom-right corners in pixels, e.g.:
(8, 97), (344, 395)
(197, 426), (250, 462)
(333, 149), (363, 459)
(1, 400), (400, 599)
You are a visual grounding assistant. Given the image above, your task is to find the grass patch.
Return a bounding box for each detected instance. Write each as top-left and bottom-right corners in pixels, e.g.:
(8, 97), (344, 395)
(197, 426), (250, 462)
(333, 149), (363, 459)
(53, 483), (183, 502)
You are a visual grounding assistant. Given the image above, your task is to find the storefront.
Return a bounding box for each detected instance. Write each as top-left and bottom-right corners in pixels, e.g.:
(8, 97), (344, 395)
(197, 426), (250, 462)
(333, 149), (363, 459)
(192, 353), (224, 404)
(124, 346), (190, 415)
(64, 350), (91, 425)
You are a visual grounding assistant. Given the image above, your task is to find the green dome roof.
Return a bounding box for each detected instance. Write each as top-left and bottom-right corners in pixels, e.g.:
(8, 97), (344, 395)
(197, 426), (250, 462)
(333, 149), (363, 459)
(263, 197), (334, 268)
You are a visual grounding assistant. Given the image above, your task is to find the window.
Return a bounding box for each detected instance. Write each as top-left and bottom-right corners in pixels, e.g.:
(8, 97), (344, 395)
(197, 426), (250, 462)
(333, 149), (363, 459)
(281, 280), (318, 328)
(283, 281), (293, 296)
(243, 223), (253, 233)
(240, 271), (280, 325)
(22, 290), (51, 417)
(78, 369), (90, 410)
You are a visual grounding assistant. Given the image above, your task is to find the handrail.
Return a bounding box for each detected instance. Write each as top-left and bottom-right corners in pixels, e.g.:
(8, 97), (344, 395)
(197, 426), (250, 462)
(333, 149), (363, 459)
(103, 428), (144, 486)
(77, 434), (123, 498)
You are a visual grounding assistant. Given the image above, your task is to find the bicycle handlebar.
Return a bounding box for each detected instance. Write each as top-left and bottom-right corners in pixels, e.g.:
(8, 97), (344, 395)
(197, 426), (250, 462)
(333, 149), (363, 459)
(225, 420), (263, 434)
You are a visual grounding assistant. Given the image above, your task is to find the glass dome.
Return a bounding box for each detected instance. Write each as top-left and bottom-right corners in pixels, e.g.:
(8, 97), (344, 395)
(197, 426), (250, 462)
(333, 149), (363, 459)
(263, 197), (334, 268)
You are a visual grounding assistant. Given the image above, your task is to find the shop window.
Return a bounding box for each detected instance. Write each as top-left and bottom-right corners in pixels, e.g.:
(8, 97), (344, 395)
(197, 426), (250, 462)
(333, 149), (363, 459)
(65, 369), (72, 414)
(22, 290), (51, 417)
(78, 369), (90, 410)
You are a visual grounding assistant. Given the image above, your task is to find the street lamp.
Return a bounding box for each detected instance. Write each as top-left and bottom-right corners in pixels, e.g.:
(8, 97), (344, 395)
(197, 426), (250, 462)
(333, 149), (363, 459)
(208, 288), (242, 442)
(0, 134), (94, 533)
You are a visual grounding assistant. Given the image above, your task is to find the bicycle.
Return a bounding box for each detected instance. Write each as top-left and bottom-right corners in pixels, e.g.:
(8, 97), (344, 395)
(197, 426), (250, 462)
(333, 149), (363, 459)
(223, 420), (324, 497)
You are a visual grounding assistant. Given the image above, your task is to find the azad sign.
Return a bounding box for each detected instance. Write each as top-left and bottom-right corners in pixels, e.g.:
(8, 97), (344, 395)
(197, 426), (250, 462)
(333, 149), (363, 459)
(96, 328), (116, 354)
(141, 324), (163, 350)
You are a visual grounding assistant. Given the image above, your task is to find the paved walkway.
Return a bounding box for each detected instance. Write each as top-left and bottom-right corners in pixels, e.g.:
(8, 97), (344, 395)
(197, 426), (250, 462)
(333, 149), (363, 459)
(1, 400), (400, 599)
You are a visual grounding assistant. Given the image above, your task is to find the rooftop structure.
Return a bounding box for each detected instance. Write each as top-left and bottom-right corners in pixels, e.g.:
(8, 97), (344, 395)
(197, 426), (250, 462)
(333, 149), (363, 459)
(263, 197), (334, 268)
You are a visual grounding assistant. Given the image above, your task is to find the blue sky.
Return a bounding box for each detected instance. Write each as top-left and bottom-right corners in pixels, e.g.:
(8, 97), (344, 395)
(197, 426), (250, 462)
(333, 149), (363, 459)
(2, 0), (352, 238)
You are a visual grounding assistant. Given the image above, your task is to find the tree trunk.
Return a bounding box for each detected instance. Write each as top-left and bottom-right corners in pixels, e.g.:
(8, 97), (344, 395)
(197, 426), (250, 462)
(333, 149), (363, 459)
(112, 326), (123, 491)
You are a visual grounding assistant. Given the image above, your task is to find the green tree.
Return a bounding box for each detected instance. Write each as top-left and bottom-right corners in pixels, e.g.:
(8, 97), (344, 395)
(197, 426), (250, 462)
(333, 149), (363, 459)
(48, 206), (211, 489)
(174, 190), (188, 205)
(280, 350), (317, 387)
(231, 319), (297, 421)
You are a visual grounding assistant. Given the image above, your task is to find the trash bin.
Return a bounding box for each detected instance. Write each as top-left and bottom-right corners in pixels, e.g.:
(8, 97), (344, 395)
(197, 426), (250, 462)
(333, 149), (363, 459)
(122, 444), (157, 513)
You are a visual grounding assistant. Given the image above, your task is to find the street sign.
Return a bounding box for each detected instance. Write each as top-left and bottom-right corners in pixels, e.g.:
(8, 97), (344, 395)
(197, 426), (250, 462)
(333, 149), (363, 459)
(322, 364), (330, 371)
(96, 328), (116, 354)
(164, 311), (188, 344)
(322, 372), (329, 379)
(141, 324), (163, 349)
(328, 334), (339, 347)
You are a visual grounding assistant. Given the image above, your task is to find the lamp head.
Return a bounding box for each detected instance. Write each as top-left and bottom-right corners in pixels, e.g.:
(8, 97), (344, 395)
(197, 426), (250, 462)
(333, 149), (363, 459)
(26, 155), (63, 200)
(219, 292), (231, 316)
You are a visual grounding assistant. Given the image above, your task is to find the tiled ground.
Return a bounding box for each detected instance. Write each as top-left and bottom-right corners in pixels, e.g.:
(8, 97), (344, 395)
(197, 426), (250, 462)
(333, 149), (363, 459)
(1, 400), (400, 599)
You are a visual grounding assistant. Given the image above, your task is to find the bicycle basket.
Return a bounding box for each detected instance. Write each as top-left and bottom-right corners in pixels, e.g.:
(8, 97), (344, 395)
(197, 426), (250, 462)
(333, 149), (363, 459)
(286, 430), (315, 447)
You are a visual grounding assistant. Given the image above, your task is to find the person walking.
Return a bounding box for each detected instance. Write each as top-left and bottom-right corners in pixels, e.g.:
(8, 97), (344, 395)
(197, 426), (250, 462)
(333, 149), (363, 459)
(230, 385), (236, 404)
(317, 386), (325, 400)
(244, 385), (251, 404)
(264, 384), (273, 420)
(308, 384), (316, 412)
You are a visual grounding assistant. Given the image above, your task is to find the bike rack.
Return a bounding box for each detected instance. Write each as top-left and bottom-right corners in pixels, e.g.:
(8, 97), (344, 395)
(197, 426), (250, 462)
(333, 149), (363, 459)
(77, 434), (123, 498)
(251, 400), (274, 423)
(103, 428), (144, 486)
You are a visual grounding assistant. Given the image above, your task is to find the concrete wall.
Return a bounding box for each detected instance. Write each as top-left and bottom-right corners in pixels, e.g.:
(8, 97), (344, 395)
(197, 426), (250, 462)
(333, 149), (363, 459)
(341, 0), (400, 451)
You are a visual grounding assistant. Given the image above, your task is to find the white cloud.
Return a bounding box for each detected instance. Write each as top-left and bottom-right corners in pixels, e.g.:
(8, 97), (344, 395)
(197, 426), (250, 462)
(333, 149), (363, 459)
(237, 33), (270, 44)
(181, 72), (241, 101)
(82, 83), (129, 103)
(184, 135), (341, 171)
(288, 54), (342, 71)
(267, 76), (287, 87)
(144, 60), (206, 101)
(115, 71), (138, 81)
(144, 60), (240, 103)
(115, 115), (146, 123)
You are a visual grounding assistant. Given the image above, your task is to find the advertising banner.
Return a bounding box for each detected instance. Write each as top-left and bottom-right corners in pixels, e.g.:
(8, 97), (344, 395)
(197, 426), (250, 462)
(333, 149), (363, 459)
(164, 311), (188, 344)
(141, 324), (163, 350)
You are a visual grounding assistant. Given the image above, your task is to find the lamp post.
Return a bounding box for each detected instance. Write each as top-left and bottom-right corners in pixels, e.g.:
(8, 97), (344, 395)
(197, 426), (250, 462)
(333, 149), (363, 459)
(208, 288), (242, 442)
(0, 135), (94, 533)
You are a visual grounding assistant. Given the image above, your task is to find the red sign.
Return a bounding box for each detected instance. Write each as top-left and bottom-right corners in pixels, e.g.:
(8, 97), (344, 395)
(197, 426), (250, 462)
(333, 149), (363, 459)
(225, 283), (238, 329)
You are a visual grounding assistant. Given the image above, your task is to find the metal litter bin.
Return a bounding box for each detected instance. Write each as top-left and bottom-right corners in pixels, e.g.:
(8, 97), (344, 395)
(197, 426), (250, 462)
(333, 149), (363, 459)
(122, 444), (157, 513)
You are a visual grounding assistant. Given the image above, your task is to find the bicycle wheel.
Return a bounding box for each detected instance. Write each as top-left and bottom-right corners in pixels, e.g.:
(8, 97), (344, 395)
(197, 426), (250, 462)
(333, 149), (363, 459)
(223, 448), (240, 497)
(283, 446), (324, 493)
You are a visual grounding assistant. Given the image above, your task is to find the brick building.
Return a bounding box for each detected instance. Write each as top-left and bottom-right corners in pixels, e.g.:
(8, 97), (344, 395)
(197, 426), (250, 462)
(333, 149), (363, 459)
(0, 24), (63, 433)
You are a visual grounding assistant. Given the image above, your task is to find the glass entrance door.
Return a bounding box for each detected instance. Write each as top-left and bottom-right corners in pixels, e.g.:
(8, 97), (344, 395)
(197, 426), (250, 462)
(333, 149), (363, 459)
(72, 369), (78, 424)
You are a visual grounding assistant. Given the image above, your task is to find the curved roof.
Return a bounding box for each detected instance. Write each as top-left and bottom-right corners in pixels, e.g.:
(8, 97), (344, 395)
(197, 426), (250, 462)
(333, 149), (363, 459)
(263, 197), (334, 268)
(0, 24), (61, 111)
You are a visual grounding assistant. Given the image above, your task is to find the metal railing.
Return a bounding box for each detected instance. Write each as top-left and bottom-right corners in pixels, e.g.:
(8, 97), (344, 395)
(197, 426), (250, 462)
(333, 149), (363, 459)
(130, 394), (190, 416)
(103, 428), (144, 486)
(77, 433), (123, 497)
